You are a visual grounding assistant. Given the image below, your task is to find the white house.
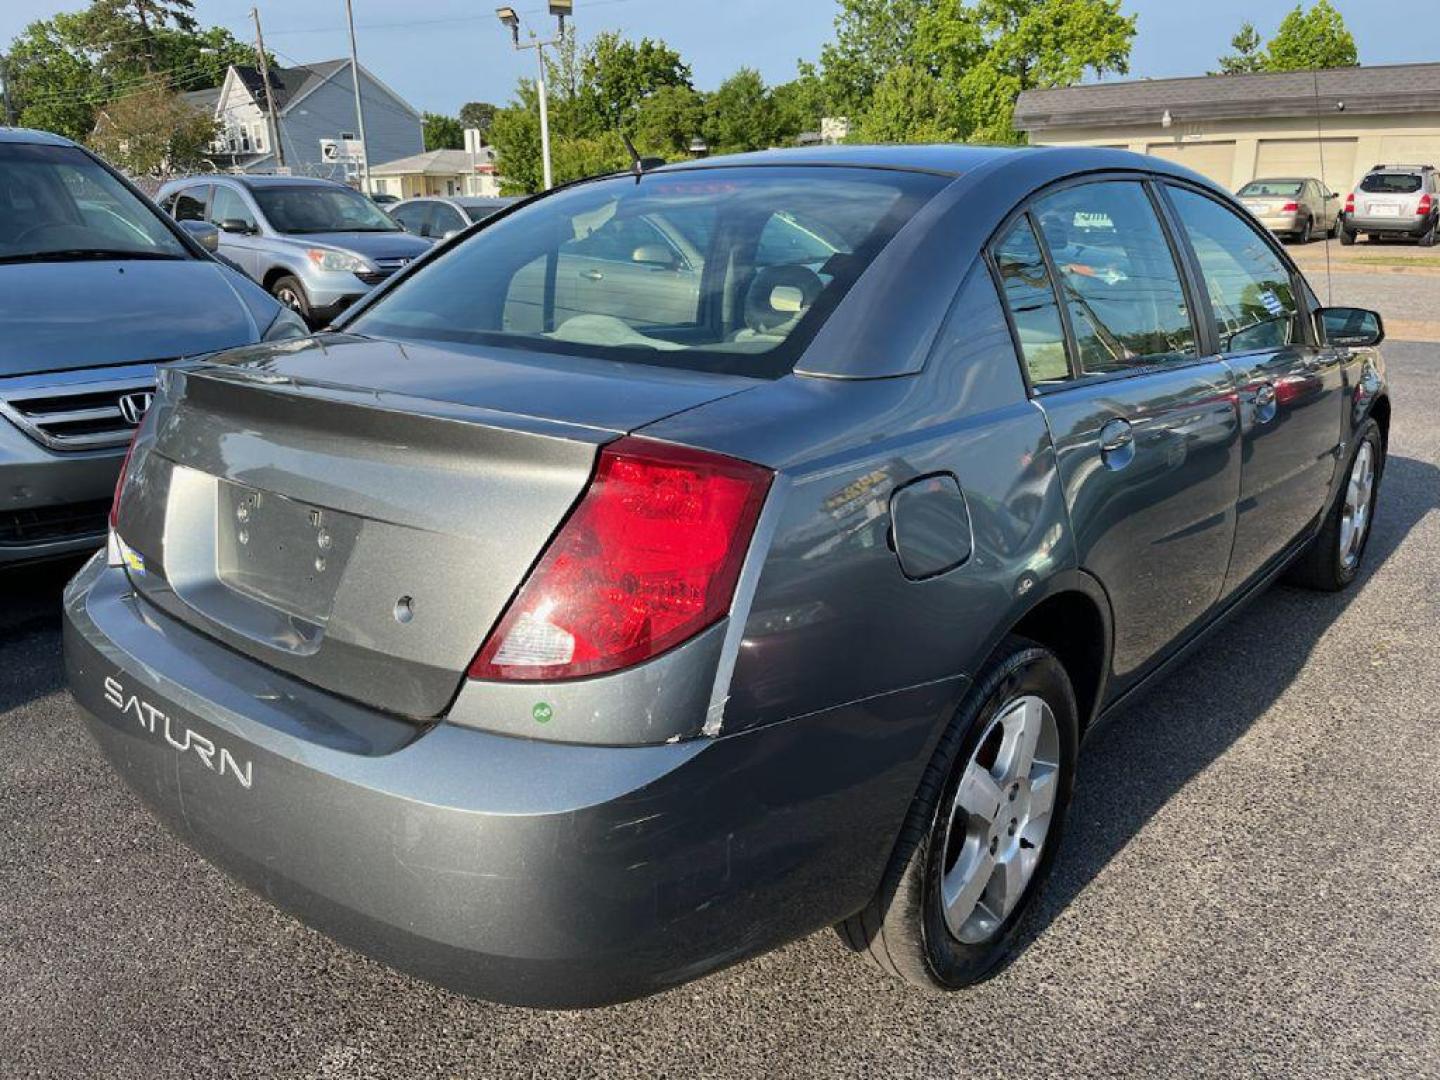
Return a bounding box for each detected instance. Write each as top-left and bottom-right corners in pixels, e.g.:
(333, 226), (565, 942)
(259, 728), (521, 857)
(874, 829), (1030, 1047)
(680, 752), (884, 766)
(369, 145), (501, 200)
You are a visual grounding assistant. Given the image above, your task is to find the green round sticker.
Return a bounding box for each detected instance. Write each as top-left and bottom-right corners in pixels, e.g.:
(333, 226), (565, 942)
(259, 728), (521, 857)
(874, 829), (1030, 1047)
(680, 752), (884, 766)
(532, 702), (554, 724)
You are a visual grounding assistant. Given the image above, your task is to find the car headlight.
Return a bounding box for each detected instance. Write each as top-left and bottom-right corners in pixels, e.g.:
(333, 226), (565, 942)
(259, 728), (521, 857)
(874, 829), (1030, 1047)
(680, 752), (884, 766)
(306, 248), (371, 274)
(263, 306), (311, 341)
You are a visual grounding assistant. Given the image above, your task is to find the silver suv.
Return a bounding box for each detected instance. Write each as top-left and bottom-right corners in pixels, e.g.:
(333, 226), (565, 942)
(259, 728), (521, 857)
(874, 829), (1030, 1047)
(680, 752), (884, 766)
(1341, 164), (1439, 246)
(156, 176), (432, 324)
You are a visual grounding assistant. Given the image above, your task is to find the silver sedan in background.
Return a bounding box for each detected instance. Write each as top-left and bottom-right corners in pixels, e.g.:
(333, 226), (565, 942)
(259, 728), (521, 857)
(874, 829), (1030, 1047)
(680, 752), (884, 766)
(390, 195), (522, 241)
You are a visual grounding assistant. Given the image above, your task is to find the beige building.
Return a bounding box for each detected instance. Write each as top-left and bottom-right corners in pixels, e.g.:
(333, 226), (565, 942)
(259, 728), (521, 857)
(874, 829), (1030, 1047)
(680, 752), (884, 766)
(368, 147), (501, 200)
(1015, 62), (1440, 197)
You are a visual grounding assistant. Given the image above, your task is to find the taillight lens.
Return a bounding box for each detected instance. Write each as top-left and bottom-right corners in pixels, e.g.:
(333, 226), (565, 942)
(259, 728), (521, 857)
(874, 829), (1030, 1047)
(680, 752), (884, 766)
(1345, 193), (1355, 214)
(1418, 194), (1433, 216)
(469, 437), (772, 682)
(1280, 202), (1300, 213)
(108, 430), (141, 529)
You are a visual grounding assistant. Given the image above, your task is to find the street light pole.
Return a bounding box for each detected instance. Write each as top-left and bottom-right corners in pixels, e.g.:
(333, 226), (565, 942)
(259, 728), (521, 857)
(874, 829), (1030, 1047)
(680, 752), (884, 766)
(344, 0), (371, 193)
(496, 3), (570, 192)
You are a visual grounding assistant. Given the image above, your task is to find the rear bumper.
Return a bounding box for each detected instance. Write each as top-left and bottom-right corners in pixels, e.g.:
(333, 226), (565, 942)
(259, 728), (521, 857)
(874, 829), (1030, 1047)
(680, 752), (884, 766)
(1347, 214), (1433, 235)
(1256, 212), (1305, 233)
(64, 557), (960, 1007)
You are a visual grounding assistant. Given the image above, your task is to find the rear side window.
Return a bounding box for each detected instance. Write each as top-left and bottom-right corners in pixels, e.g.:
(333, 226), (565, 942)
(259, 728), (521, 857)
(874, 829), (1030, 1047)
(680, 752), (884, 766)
(173, 187), (209, 222)
(1031, 181), (1198, 374)
(1359, 172), (1423, 195)
(1167, 187), (1300, 354)
(992, 217), (1069, 386)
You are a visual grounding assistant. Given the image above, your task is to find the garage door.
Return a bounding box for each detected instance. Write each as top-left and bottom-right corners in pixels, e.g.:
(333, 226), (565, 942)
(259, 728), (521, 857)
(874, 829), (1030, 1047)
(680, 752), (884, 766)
(1255, 137), (1358, 195)
(1147, 141), (1237, 187)
(1377, 135), (1440, 172)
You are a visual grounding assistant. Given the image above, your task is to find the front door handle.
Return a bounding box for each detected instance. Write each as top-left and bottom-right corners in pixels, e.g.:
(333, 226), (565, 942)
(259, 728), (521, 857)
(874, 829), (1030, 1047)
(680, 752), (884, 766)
(1254, 381), (1278, 422)
(580, 269), (604, 281)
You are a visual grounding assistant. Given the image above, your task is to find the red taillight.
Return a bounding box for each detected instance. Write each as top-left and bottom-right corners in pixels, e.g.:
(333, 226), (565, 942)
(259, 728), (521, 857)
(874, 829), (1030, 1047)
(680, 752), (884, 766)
(469, 437), (772, 682)
(108, 431), (140, 529)
(1345, 193), (1355, 214)
(1280, 202), (1300, 213)
(1418, 194), (1433, 216)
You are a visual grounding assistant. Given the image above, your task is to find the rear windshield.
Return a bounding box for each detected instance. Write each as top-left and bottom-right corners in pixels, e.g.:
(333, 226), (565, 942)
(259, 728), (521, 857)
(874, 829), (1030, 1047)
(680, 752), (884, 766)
(1359, 173), (1423, 194)
(253, 185), (401, 234)
(1238, 180), (1303, 197)
(348, 166), (947, 377)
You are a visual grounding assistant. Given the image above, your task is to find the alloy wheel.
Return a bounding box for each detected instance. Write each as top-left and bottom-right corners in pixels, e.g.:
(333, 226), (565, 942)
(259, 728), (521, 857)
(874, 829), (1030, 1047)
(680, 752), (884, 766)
(1339, 440), (1376, 571)
(939, 695), (1060, 945)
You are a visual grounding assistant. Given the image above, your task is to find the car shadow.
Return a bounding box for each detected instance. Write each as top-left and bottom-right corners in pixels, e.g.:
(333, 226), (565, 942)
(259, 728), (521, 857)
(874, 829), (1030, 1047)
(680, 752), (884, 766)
(1011, 452), (1439, 954)
(0, 555), (89, 715)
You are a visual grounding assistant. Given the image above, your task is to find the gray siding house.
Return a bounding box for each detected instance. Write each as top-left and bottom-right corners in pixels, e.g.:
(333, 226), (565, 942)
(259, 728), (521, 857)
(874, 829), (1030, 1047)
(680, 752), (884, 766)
(206, 59), (423, 184)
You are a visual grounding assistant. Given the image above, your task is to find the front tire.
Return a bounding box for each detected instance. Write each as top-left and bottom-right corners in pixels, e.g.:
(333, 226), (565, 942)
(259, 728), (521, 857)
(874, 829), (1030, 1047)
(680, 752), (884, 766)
(270, 275), (312, 323)
(838, 637), (1079, 991)
(1287, 418), (1384, 592)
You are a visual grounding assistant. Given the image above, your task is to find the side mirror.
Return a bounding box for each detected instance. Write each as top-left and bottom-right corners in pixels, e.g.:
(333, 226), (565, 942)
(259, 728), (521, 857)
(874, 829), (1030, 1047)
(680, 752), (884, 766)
(218, 218), (254, 235)
(1316, 306), (1384, 348)
(178, 219), (220, 252)
(632, 244), (678, 268)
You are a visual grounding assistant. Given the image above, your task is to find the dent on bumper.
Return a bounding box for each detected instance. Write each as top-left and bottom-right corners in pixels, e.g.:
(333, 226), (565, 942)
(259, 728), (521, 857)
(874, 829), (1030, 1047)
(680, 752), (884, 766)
(64, 558), (963, 1007)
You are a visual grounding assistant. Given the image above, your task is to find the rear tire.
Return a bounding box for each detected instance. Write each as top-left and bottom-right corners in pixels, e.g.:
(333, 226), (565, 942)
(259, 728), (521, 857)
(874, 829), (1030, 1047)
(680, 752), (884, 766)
(270, 275), (312, 323)
(1419, 217), (1438, 248)
(1340, 222), (1357, 246)
(1287, 418), (1384, 592)
(1298, 216), (1313, 244)
(837, 637), (1079, 991)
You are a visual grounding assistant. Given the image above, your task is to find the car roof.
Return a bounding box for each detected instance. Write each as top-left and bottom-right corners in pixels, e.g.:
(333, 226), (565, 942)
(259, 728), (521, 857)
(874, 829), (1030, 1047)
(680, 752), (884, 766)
(0, 127), (78, 147)
(227, 175), (350, 188)
(656, 144), (1028, 176)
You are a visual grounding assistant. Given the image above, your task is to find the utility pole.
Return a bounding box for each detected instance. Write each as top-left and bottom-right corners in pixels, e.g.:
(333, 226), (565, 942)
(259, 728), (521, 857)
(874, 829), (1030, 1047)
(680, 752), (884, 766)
(250, 8), (285, 169)
(344, 0), (371, 193)
(496, 3), (571, 191)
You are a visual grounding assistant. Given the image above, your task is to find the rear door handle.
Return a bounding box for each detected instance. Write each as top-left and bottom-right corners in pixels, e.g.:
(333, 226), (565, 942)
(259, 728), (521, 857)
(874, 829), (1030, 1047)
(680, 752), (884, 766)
(579, 269), (604, 281)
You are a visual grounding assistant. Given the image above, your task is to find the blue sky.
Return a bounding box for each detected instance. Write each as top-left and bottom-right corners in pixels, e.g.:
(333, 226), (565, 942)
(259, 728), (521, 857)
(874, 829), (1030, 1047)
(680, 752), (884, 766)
(0, 0), (1428, 115)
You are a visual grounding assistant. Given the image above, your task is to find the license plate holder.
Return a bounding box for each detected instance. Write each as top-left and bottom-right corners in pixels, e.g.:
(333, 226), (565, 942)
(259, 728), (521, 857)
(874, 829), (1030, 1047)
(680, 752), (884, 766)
(215, 482), (359, 623)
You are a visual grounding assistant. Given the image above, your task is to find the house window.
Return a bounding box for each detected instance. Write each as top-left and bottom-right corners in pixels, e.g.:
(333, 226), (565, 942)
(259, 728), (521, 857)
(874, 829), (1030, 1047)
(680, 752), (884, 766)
(240, 127), (251, 152)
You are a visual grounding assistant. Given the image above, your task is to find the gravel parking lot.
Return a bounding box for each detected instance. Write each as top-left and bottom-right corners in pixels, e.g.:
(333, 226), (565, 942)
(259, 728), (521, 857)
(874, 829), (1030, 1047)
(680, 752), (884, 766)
(3, 273), (1438, 1080)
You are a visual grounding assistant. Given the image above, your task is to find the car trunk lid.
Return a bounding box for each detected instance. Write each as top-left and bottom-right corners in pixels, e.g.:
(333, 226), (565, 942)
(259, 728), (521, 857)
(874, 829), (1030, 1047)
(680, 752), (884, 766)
(114, 337), (757, 718)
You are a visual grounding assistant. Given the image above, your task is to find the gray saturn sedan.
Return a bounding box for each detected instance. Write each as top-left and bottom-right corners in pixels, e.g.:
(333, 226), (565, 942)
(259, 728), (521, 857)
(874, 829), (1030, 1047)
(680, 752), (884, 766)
(65, 145), (1390, 1008)
(0, 128), (306, 569)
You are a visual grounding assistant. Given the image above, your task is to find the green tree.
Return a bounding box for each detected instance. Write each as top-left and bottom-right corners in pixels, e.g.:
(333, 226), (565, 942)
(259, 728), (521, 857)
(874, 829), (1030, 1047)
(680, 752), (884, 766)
(1265, 1), (1358, 71)
(770, 69), (829, 143)
(422, 111), (464, 150)
(703, 68), (778, 155)
(849, 63), (963, 143)
(818, 0), (945, 118)
(1214, 22), (1265, 74)
(88, 83), (217, 174)
(489, 92), (543, 194)
(577, 31), (691, 135)
(633, 83), (706, 157)
(458, 101), (498, 136)
(7, 2), (257, 143)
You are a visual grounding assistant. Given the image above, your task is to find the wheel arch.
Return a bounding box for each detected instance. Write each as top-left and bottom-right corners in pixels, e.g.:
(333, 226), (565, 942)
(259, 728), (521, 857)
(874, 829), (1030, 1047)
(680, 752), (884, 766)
(999, 571), (1114, 732)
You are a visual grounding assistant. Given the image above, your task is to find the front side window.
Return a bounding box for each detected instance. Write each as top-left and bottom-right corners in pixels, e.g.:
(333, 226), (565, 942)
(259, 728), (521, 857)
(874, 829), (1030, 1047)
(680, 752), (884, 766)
(252, 185), (400, 234)
(391, 202), (431, 234)
(349, 167), (945, 377)
(992, 216), (1069, 386)
(1168, 186), (1301, 354)
(209, 186), (256, 230)
(0, 143), (188, 263)
(1032, 181), (1197, 375)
